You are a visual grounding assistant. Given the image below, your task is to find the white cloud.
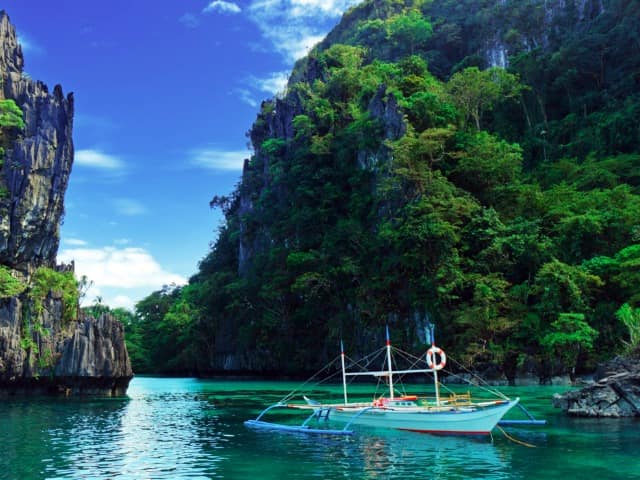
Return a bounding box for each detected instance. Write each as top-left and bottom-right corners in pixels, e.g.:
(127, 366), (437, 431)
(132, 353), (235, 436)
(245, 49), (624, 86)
(59, 246), (186, 290)
(190, 147), (251, 171)
(59, 245), (188, 310)
(234, 88), (259, 108)
(75, 149), (124, 170)
(113, 198), (147, 216)
(64, 238), (88, 247)
(179, 12), (200, 28)
(203, 1), (242, 14)
(248, 71), (290, 96)
(246, 0), (361, 62)
(110, 294), (137, 310)
(233, 72), (289, 107)
(187, 0), (357, 60)
(290, 0), (357, 17)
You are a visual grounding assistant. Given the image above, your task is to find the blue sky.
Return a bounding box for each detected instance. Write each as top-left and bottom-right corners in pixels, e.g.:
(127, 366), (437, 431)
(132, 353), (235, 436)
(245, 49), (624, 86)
(6, 0), (360, 309)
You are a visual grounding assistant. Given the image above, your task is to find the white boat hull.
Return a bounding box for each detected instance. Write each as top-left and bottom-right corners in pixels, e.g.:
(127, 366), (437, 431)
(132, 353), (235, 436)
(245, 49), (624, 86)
(326, 398), (519, 435)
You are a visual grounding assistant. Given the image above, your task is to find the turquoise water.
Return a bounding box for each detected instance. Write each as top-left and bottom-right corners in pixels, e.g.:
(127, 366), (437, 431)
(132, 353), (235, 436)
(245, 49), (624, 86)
(1, 377), (639, 479)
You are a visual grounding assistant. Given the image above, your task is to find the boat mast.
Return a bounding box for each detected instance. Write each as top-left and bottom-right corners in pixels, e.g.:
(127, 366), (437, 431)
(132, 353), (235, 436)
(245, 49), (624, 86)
(341, 339), (348, 405)
(432, 342), (441, 407)
(426, 323), (441, 407)
(386, 326), (394, 399)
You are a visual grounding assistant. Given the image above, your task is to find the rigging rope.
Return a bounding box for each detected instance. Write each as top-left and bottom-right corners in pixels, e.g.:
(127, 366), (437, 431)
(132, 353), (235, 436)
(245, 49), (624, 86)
(279, 346), (390, 403)
(279, 354), (342, 403)
(441, 354), (509, 400)
(281, 343), (512, 406)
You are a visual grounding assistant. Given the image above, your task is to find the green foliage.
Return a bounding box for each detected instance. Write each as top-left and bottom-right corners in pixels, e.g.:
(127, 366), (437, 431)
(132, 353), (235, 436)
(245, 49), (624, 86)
(453, 273), (518, 367)
(261, 138), (287, 156)
(532, 260), (603, 323)
(120, 285), (203, 373)
(450, 131), (523, 207)
(0, 265), (26, 298)
(0, 99), (25, 130)
(446, 67), (525, 131)
(387, 10), (433, 55)
(0, 99), (25, 175)
(541, 313), (598, 372)
(128, 0), (640, 376)
(29, 267), (79, 324)
(616, 304), (640, 352)
(20, 334), (39, 354)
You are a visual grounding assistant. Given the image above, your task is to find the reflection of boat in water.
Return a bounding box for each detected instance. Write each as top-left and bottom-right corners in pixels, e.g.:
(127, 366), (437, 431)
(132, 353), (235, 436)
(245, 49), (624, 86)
(244, 419), (513, 479)
(355, 430), (510, 478)
(245, 327), (544, 436)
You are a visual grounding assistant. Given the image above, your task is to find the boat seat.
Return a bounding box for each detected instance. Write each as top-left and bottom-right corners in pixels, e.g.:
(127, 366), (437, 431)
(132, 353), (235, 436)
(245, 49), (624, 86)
(448, 392), (472, 406)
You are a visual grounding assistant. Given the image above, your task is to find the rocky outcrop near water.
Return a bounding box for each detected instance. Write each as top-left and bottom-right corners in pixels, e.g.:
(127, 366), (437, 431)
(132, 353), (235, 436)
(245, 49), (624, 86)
(0, 11), (132, 395)
(0, 295), (132, 396)
(552, 355), (640, 417)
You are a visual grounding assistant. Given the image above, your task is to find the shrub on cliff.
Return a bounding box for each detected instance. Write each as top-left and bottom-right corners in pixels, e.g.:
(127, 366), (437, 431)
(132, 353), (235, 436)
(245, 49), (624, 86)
(0, 99), (24, 130)
(0, 265), (26, 298)
(28, 267), (79, 324)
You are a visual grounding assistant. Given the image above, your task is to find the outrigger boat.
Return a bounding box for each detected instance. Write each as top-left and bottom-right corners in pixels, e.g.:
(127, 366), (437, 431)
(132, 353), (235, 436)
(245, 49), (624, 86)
(245, 327), (545, 436)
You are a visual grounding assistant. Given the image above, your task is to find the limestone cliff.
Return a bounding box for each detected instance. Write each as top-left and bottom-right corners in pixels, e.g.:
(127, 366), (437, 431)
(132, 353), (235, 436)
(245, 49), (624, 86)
(0, 11), (132, 395)
(0, 12), (72, 274)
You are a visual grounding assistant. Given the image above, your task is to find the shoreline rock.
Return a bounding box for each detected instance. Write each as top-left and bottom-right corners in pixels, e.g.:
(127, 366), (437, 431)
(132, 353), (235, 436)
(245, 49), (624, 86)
(0, 294), (133, 396)
(552, 355), (640, 417)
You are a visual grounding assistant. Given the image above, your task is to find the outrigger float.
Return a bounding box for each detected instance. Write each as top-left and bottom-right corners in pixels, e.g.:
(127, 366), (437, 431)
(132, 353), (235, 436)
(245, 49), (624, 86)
(245, 327), (545, 436)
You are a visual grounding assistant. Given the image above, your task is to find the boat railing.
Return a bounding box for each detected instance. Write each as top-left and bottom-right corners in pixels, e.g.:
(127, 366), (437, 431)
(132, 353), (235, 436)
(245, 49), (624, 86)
(447, 391), (472, 406)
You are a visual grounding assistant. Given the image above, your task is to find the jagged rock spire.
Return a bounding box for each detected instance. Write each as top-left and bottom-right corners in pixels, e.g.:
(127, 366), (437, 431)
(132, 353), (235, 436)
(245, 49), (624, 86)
(0, 10), (74, 275)
(0, 10), (24, 75)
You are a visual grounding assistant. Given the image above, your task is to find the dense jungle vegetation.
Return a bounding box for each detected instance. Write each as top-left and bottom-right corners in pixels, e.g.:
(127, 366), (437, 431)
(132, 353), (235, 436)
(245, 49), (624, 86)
(121, 0), (640, 379)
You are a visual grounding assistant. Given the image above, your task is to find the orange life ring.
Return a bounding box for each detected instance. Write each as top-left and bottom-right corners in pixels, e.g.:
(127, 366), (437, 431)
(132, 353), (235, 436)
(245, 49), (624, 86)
(426, 346), (446, 370)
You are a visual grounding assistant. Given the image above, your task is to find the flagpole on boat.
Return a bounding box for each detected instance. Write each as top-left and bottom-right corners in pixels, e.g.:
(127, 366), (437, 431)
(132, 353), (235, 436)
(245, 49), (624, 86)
(341, 339), (348, 405)
(386, 326), (394, 399)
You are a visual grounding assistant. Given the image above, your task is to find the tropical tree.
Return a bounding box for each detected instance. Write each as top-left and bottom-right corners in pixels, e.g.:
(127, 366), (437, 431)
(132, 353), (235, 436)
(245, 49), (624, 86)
(446, 67), (525, 131)
(541, 313), (598, 376)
